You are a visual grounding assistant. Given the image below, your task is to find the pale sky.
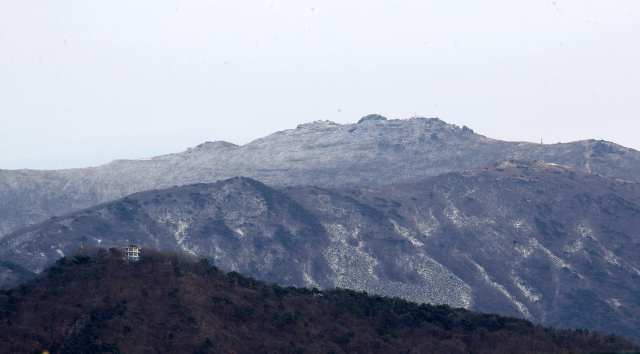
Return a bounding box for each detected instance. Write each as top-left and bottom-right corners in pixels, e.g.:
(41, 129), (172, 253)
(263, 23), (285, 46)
(1, 1), (639, 170)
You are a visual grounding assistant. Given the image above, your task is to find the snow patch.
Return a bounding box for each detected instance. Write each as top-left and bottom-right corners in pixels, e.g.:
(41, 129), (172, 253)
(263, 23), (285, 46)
(515, 244), (534, 258)
(173, 220), (190, 244)
(414, 208), (439, 238)
(180, 244), (198, 256)
(563, 240), (584, 254)
(301, 262), (320, 289)
(396, 253), (472, 308)
(511, 271), (541, 303)
(529, 238), (580, 277)
(391, 220), (423, 246)
(323, 223), (470, 307)
(443, 203), (493, 228)
(608, 298), (621, 308)
(602, 248), (621, 267)
(578, 223), (597, 241)
(469, 257), (531, 318)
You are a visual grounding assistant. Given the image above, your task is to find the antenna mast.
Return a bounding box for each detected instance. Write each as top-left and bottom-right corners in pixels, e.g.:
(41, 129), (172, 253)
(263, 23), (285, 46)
(585, 140), (591, 173)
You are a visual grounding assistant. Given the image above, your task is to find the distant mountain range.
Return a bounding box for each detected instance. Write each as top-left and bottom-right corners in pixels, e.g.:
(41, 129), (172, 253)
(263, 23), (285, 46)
(2, 115), (639, 238)
(3, 160), (640, 338)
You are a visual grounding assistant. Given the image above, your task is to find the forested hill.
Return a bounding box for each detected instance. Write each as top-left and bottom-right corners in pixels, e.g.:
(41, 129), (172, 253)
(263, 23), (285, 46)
(1, 249), (637, 354)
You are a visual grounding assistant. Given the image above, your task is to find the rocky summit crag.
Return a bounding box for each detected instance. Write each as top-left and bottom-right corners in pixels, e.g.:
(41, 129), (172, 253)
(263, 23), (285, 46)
(3, 160), (640, 338)
(1, 116), (640, 238)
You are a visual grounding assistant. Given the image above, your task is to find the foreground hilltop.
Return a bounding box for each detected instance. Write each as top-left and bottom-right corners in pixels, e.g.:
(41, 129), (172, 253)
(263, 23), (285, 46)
(1, 115), (640, 237)
(1, 249), (637, 354)
(4, 159), (640, 338)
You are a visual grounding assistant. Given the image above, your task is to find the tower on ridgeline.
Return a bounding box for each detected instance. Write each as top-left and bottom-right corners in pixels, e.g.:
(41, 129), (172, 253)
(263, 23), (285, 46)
(585, 140), (591, 173)
(124, 244), (141, 261)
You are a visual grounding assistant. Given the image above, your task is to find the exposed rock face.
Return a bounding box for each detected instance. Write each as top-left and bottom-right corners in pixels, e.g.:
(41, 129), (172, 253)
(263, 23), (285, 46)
(3, 160), (640, 338)
(1, 117), (640, 239)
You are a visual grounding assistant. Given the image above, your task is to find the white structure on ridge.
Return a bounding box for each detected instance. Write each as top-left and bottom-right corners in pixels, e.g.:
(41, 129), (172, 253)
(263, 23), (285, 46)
(124, 244), (141, 261)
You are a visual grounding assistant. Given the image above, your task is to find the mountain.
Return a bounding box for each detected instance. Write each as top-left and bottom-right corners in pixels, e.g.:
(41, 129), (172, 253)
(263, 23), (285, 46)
(2, 115), (640, 238)
(3, 159), (640, 338)
(1, 249), (637, 354)
(0, 260), (36, 289)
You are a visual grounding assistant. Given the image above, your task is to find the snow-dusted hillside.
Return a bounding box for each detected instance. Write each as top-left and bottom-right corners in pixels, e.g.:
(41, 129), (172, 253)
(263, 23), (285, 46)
(1, 116), (639, 238)
(3, 160), (640, 338)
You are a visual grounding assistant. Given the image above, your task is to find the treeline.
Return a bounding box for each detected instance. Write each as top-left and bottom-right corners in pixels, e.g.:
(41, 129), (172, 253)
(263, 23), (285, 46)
(0, 248), (638, 354)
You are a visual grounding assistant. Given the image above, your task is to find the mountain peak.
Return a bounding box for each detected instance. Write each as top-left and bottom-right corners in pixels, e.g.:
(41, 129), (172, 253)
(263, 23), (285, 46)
(296, 119), (342, 129)
(3, 116), (640, 241)
(357, 113), (388, 124)
(191, 140), (239, 150)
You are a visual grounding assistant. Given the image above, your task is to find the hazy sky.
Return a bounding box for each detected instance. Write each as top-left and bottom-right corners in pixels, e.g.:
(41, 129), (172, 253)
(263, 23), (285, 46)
(1, 1), (639, 170)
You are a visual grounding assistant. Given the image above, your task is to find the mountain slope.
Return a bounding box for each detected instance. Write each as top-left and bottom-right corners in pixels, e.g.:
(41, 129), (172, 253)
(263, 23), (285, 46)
(3, 160), (640, 338)
(2, 115), (640, 237)
(0, 260), (36, 289)
(1, 249), (637, 354)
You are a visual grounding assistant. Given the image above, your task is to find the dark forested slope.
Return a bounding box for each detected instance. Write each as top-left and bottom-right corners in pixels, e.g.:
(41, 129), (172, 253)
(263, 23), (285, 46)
(1, 249), (637, 354)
